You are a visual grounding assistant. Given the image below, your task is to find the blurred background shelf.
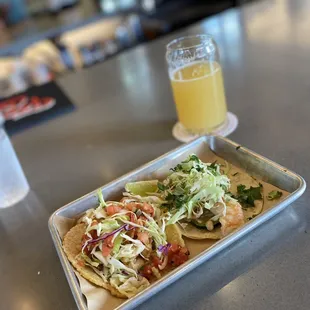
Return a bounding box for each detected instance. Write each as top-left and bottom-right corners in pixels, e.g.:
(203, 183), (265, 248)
(0, 0), (256, 53)
(0, 0), (257, 97)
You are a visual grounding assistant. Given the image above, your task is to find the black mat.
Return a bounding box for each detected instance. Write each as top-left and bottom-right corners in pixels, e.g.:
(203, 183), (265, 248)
(0, 82), (75, 135)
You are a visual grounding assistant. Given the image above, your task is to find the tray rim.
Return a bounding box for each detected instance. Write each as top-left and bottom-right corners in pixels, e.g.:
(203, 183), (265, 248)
(48, 135), (306, 310)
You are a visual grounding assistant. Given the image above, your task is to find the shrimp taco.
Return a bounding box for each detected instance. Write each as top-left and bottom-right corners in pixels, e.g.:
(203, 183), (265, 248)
(157, 155), (263, 240)
(63, 190), (189, 299)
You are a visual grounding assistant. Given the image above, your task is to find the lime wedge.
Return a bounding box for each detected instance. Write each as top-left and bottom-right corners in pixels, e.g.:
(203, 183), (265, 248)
(125, 180), (158, 196)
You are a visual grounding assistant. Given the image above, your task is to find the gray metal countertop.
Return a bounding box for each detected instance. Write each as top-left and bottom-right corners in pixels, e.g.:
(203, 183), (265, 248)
(3, 0), (310, 309)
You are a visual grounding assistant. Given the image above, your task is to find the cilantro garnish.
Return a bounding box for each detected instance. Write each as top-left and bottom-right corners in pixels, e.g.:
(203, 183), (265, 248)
(207, 161), (218, 174)
(234, 184), (262, 207)
(267, 190), (282, 200)
(157, 182), (167, 191)
(189, 154), (199, 162)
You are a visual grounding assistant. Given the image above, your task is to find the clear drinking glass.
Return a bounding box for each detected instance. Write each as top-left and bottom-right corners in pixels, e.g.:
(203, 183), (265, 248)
(0, 114), (29, 208)
(166, 34), (227, 135)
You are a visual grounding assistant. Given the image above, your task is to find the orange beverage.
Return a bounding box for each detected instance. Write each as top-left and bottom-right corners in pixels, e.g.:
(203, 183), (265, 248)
(170, 61), (227, 134)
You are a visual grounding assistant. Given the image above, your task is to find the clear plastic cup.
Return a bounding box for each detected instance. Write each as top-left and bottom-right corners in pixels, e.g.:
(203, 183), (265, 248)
(0, 114), (29, 208)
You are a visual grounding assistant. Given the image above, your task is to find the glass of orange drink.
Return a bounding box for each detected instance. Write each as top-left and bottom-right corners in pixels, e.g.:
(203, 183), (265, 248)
(166, 34), (227, 135)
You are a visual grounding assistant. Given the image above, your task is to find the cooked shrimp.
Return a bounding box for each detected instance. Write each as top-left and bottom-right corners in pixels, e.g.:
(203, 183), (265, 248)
(140, 203), (155, 216)
(106, 204), (123, 216)
(137, 232), (150, 245)
(124, 202), (155, 216)
(125, 202), (138, 212)
(219, 201), (244, 236)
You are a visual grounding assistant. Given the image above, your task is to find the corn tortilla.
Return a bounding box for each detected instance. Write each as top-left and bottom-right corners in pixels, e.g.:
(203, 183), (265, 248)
(63, 223), (126, 298)
(178, 223), (222, 240)
(63, 223), (186, 298)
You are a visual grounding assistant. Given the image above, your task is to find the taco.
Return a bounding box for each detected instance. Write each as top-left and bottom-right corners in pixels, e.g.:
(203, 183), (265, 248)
(63, 190), (188, 299)
(157, 155), (263, 240)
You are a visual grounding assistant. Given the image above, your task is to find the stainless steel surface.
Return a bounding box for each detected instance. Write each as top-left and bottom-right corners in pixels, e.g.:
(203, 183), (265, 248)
(3, 0), (310, 309)
(49, 136), (306, 310)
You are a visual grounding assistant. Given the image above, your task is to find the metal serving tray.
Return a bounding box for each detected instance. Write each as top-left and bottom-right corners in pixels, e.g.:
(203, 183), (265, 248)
(48, 136), (306, 310)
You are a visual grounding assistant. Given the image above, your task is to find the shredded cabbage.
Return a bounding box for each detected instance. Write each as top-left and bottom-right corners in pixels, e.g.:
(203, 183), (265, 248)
(160, 154), (230, 223)
(167, 206), (186, 225)
(122, 192), (166, 205)
(97, 189), (107, 207)
(116, 234), (145, 260)
(94, 207), (106, 219)
(108, 257), (137, 277)
(86, 219), (121, 237)
(143, 213), (167, 249)
(78, 186), (170, 297)
(112, 234), (123, 254)
(93, 251), (109, 266)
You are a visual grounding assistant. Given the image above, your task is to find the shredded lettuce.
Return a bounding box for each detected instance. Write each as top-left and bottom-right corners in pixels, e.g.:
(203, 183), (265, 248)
(111, 214), (131, 222)
(116, 235), (145, 260)
(143, 213), (167, 249)
(112, 234), (123, 254)
(99, 220), (120, 233)
(122, 192), (165, 204)
(93, 251), (109, 266)
(97, 189), (107, 207)
(187, 187), (224, 216)
(108, 257), (137, 277)
(160, 154), (230, 223)
(94, 207), (106, 219)
(167, 206), (186, 225)
(86, 219), (120, 237)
